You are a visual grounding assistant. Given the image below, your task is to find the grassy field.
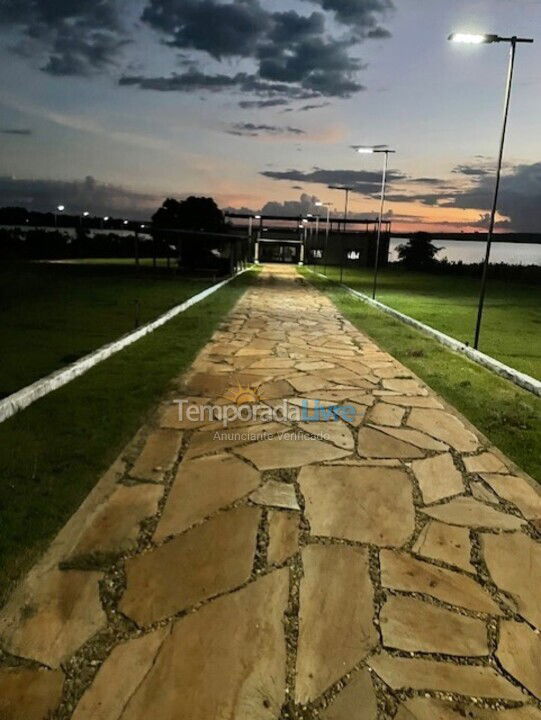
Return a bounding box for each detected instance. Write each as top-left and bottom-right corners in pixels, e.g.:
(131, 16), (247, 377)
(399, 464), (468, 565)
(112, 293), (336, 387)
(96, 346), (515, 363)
(0, 262), (216, 397)
(301, 268), (540, 483)
(0, 269), (255, 600)
(310, 264), (541, 380)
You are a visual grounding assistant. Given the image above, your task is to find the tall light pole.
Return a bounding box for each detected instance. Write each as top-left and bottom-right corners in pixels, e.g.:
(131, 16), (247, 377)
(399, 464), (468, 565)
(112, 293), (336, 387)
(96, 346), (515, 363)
(449, 32), (533, 349)
(356, 147), (396, 299)
(328, 185), (352, 282)
(329, 185), (351, 232)
(314, 213), (320, 266)
(306, 214), (314, 265)
(316, 201), (332, 275)
(54, 204), (65, 228)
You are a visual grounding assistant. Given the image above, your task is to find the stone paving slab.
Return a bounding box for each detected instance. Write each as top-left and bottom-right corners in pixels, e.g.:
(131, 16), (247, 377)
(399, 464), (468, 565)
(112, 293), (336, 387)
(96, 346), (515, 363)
(154, 453), (260, 539)
(367, 653), (525, 700)
(299, 464), (415, 545)
(320, 668), (378, 720)
(1, 265), (539, 718)
(396, 697), (541, 720)
(121, 569), (289, 720)
(379, 594), (489, 655)
(0, 667), (64, 720)
(295, 544), (377, 703)
(120, 506), (260, 626)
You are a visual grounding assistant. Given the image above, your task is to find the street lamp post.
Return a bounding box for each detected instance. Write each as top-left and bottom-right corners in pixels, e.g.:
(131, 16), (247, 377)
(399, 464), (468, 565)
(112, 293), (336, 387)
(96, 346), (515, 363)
(316, 201), (332, 275)
(54, 204), (65, 228)
(314, 213), (320, 266)
(254, 215), (262, 264)
(356, 147), (396, 299)
(328, 185), (352, 282)
(329, 185), (350, 232)
(449, 32), (533, 349)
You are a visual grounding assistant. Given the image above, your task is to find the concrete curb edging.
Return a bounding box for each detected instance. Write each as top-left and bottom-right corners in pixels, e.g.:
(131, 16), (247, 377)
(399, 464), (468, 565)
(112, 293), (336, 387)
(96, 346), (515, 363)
(0, 268), (252, 424)
(305, 268), (541, 398)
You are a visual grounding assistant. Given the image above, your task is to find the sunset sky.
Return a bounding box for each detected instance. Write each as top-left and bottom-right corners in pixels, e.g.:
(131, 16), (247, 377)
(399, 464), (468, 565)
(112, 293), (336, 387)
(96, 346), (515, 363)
(0, 0), (540, 231)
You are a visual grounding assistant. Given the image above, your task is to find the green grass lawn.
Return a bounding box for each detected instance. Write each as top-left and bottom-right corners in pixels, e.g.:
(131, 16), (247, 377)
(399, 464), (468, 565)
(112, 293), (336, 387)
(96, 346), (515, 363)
(0, 262), (217, 397)
(0, 270), (255, 601)
(301, 268), (541, 484)
(310, 264), (541, 380)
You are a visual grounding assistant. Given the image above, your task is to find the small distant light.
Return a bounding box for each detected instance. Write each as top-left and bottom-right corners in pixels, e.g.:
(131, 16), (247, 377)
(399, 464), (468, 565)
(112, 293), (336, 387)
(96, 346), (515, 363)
(57, 205), (65, 211)
(449, 33), (489, 44)
(104, 216), (109, 221)
(83, 211), (90, 217)
(140, 224), (145, 229)
(255, 215), (261, 219)
(123, 220), (129, 225)
(357, 147), (375, 154)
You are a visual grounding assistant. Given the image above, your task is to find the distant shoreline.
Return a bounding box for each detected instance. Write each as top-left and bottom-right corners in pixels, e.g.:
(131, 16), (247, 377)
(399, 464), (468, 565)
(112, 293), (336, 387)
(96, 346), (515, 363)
(390, 238), (541, 266)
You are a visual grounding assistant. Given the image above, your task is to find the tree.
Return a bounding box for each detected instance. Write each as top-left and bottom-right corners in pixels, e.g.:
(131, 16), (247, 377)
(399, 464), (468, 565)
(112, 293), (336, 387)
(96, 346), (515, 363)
(152, 196), (225, 233)
(396, 232), (442, 269)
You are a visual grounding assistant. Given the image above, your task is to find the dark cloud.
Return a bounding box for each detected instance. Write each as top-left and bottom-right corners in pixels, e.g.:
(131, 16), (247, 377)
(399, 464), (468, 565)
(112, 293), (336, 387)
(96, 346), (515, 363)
(261, 167), (405, 195)
(452, 164), (492, 177)
(141, 0), (270, 60)
(268, 10), (325, 44)
(0, 175), (159, 219)
(119, 70), (240, 92)
(380, 161), (541, 232)
(0, 0), (127, 76)
(1, 0), (392, 93)
(366, 26), (391, 39)
(42, 30), (128, 76)
(258, 36), (364, 97)
(228, 123), (305, 137)
(282, 101), (332, 113)
(120, 70), (321, 102)
(1, 0), (391, 98)
(301, 0), (394, 34)
(236, 74), (321, 99)
(136, 0), (391, 101)
(407, 177), (447, 185)
(440, 162), (541, 232)
(297, 102), (331, 112)
(1, 128), (32, 135)
(239, 99), (290, 109)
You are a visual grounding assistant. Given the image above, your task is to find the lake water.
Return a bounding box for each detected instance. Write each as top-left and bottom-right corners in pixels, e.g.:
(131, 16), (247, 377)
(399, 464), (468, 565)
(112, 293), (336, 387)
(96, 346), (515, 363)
(390, 238), (541, 266)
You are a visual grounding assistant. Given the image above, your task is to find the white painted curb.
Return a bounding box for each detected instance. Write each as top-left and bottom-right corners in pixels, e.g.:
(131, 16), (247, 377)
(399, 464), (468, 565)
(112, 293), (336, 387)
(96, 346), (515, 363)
(305, 268), (541, 398)
(0, 268), (252, 424)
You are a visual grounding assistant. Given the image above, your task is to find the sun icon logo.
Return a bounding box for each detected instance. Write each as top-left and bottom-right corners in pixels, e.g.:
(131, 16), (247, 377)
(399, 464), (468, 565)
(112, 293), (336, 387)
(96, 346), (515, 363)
(223, 381), (261, 406)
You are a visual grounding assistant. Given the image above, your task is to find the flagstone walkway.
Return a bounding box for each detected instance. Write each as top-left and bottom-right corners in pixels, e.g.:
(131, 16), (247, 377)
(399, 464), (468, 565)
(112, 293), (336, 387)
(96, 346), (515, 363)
(1, 264), (540, 720)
